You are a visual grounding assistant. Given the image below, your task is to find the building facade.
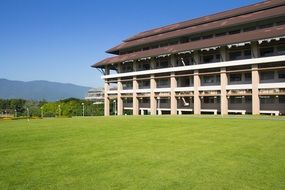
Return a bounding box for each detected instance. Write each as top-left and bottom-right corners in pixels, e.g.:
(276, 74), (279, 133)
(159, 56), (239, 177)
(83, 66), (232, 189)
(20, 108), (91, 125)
(85, 88), (104, 104)
(93, 0), (285, 116)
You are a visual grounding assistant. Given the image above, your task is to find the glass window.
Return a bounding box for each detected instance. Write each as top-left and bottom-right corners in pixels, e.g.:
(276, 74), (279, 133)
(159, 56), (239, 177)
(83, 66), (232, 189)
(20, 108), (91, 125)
(142, 98), (150, 104)
(215, 32), (227, 37)
(279, 71), (285, 79)
(123, 81), (132, 90)
(260, 96), (275, 104)
(243, 26), (256, 32)
(229, 29), (240, 35)
(259, 23), (273, 29)
(279, 96), (285, 103)
(179, 77), (191, 86)
(180, 37), (189, 43)
(157, 78), (169, 87)
(203, 76), (215, 83)
(230, 97), (242, 104)
(244, 50), (252, 58)
(277, 45), (285, 55)
(216, 54), (221, 61)
(158, 61), (169, 68)
(276, 20), (285, 26)
(139, 80), (150, 89)
(245, 96), (252, 103)
(202, 34), (213, 39)
(203, 97), (215, 104)
(191, 36), (200, 41)
(260, 47), (274, 57)
(229, 51), (242, 60)
(203, 55), (214, 63)
(245, 73), (252, 81)
(260, 72), (275, 80)
(230, 74), (242, 82)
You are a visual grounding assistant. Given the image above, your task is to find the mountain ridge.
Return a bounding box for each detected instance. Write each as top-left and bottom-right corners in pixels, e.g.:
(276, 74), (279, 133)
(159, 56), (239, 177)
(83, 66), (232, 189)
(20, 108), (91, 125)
(0, 78), (91, 101)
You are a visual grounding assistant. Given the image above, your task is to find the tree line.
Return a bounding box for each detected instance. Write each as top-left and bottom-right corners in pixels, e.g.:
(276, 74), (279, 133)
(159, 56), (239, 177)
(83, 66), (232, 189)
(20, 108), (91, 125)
(0, 98), (104, 118)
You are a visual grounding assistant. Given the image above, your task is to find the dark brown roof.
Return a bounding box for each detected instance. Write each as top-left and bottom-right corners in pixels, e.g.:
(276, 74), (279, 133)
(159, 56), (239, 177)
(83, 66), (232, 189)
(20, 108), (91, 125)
(123, 0), (285, 42)
(107, 5), (285, 53)
(93, 25), (285, 68)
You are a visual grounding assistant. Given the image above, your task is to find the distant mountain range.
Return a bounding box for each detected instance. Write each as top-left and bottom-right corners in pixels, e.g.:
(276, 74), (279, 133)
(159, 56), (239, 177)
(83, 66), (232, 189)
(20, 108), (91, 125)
(0, 79), (91, 101)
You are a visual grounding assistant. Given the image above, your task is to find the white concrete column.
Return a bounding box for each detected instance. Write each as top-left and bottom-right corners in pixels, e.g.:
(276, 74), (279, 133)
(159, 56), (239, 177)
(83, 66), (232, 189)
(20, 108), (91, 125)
(220, 46), (227, 62)
(104, 66), (110, 75)
(194, 70), (201, 114)
(150, 75), (157, 115)
(170, 54), (176, 67)
(170, 72), (177, 115)
(220, 67), (228, 115)
(251, 41), (259, 58)
(133, 76), (139, 115)
(117, 78), (123, 115)
(252, 64), (260, 115)
(193, 51), (200, 65)
(117, 63), (122, 73)
(104, 80), (110, 116)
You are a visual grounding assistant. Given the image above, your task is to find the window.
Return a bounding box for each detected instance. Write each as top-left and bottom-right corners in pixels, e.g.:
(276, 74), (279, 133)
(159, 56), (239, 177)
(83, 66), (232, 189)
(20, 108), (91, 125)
(179, 77), (191, 87)
(245, 96), (252, 103)
(203, 97), (215, 104)
(243, 26), (256, 32)
(279, 71), (285, 79)
(160, 99), (169, 104)
(277, 45), (285, 55)
(215, 32), (227, 37)
(260, 72), (275, 80)
(203, 55), (214, 63)
(142, 47), (149, 51)
(191, 36), (200, 41)
(123, 81), (132, 90)
(157, 78), (169, 87)
(230, 97), (242, 104)
(202, 34), (213, 39)
(229, 51), (242, 60)
(230, 74), (242, 82)
(260, 47), (274, 57)
(229, 29), (240, 35)
(158, 60), (169, 68)
(169, 40), (178, 45)
(122, 64), (133, 72)
(203, 76), (215, 84)
(160, 42), (168, 47)
(150, 44), (159, 49)
(139, 80), (150, 89)
(276, 20), (285, 26)
(244, 50), (252, 58)
(142, 98), (150, 104)
(260, 96), (275, 104)
(180, 37), (189, 43)
(279, 96), (285, 103)
(245, 73), (252, 81)
(259, 23), (273, 29)
(216, 54), (221, 61)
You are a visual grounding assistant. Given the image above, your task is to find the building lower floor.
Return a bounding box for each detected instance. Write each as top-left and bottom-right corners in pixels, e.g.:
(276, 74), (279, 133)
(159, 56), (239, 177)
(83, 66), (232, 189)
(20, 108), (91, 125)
(104, 93), (285, 116)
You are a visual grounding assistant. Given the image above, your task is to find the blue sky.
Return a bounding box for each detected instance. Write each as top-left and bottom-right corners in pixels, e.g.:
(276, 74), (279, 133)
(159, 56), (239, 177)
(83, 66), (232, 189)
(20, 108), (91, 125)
(0, 0), (261, 87)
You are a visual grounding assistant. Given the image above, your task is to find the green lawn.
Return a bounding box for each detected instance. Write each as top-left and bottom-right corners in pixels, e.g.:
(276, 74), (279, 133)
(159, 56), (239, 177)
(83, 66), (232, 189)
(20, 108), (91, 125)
(0, 116), (285, 190)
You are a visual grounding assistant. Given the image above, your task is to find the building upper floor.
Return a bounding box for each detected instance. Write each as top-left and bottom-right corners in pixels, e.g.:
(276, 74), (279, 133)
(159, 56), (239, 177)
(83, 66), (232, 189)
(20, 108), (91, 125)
(92, 0), (285, 78)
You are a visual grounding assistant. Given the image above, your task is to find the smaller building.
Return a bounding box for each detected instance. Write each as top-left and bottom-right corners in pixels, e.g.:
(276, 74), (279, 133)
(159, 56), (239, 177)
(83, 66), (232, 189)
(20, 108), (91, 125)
(85, 88), (104, 104)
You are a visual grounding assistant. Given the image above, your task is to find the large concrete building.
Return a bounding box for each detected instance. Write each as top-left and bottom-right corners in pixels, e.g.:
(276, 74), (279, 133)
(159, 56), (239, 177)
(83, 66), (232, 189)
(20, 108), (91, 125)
(93, 0), (285, 116)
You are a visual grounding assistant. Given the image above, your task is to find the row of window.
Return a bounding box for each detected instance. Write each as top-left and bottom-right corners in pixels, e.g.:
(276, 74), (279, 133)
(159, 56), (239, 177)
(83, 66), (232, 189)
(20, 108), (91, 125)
(119, 44), (285, 73)
(119, 19), (285, 55)
(122, 71), (285, 89)
(122, 96), (285, 104)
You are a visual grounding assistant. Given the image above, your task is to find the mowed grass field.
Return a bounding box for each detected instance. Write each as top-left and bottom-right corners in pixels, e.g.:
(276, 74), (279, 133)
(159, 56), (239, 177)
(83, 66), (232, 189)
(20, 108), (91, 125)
(0, 116), (285, 190)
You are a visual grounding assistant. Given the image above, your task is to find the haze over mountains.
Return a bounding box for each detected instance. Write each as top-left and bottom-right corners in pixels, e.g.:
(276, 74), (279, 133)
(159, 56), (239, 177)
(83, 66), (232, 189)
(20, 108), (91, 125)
(0, 79), (91, 101)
